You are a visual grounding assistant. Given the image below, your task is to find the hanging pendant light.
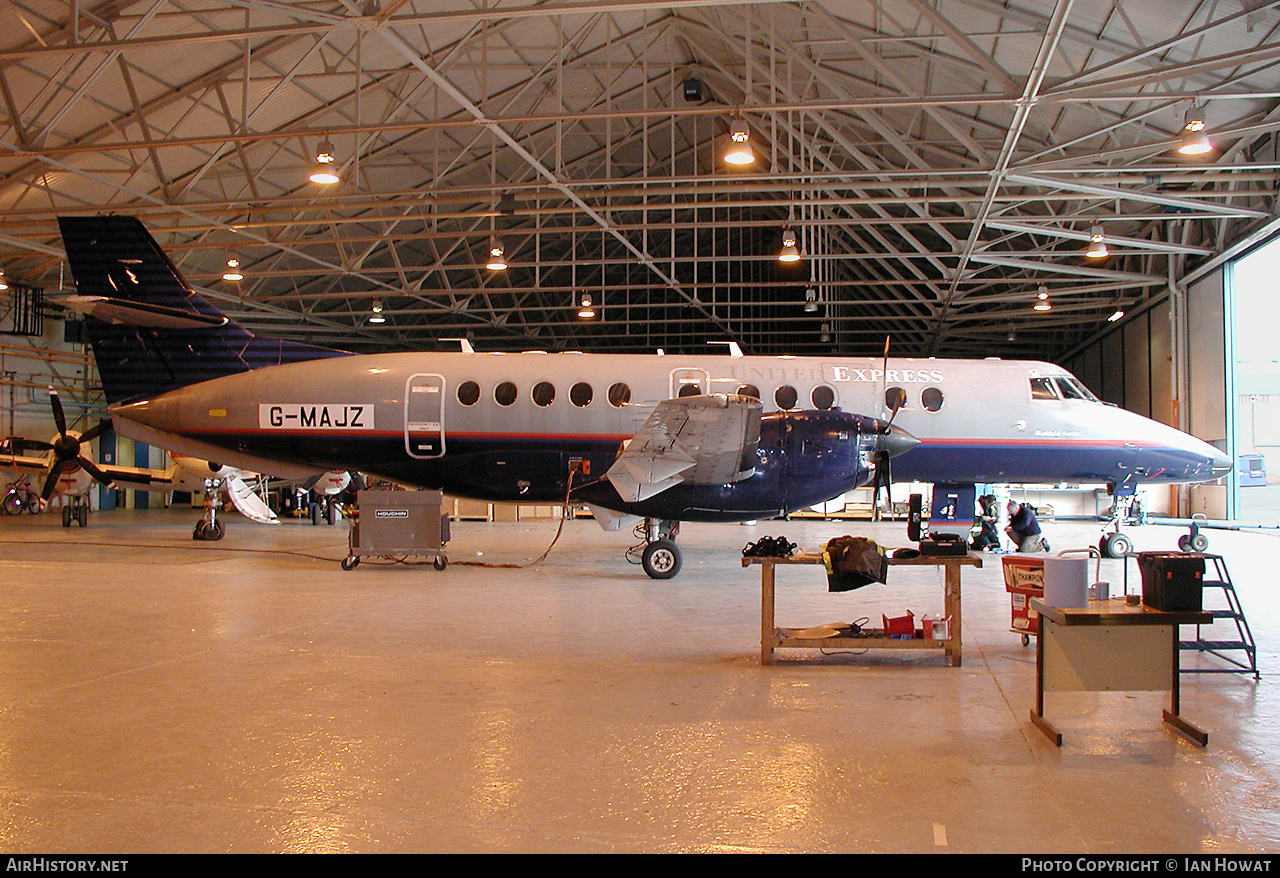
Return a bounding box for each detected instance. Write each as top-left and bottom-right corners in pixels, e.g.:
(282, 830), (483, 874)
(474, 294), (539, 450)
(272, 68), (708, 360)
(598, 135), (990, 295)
(778, 227), (801, 263)
(369, 299), (386, 324)
(723, 119), (755, 165)
(1033, 284), (1052, 311)
(1177, 106), (1212, 156)
(222, 258), (243, 282)
(1084, 226), (1108, 259)
(309, 139), (341, 185)
(485, 237), (508, 271)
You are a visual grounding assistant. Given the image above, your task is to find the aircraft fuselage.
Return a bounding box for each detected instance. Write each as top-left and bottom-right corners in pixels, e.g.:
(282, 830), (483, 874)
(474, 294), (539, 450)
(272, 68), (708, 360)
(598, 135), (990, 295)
(110, 351), (1230, 522)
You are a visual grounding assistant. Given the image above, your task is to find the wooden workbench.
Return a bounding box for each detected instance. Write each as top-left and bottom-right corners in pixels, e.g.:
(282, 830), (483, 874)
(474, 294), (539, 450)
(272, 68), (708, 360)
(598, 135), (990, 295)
(1030, 597), (1214, 746)
(742, 550), (983, 666)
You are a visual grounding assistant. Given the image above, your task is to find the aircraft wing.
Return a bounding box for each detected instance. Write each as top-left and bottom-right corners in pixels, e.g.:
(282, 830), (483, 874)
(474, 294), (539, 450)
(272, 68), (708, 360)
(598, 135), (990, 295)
(606, 394), (762, 503)
(0, 450), (52, 479)
(90, 461), (182, 490)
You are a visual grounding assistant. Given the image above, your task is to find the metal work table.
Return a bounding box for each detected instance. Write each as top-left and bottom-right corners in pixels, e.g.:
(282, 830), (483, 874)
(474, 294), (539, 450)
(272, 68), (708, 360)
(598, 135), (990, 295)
(742, 550), (983, 666)
(1030, 597), (1214, 747)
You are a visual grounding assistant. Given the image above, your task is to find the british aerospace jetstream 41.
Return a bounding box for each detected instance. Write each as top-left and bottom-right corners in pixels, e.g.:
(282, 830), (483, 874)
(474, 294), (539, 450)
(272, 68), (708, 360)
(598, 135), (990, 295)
(55, 216), (1230, 577)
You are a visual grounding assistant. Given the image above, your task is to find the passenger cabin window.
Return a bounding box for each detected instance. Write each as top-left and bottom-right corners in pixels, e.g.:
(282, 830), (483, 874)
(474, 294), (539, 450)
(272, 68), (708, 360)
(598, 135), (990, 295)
(608, 382), (632, 407)
(532, 381), (555, 407)
(570, 382), (593, 407)
(775, 385), (798, 409)
(495, 381), (518, 406)
(921, 387), (944, 412)
(736, 384), (761, 399)
(1029, 377), (1058, 400)
(885, 386), (907, 412)
(811, 385), (836, 410)
(457, 381), (481, 406)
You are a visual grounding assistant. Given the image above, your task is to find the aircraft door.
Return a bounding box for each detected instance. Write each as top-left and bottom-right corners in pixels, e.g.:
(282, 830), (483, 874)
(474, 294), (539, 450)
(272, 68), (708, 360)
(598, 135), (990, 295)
(670, 368), (709, 399)
(405, 373), (446, 459)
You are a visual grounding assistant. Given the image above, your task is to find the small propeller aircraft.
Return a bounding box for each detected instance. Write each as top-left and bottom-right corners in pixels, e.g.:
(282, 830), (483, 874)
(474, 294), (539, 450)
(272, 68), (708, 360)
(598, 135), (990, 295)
(0, 388), (278, 535)
(49, 215), (1231, 576)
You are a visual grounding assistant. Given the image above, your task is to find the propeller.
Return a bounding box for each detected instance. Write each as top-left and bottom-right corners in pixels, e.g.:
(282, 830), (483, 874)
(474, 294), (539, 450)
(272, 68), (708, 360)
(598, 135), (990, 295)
(870, 337), (907, 521)
(38, 388), (116, 501)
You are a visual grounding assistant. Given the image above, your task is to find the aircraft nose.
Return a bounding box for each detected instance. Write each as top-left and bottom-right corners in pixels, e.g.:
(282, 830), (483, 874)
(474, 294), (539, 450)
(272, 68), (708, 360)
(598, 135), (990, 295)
(881, 424), (920, 458)
(1210, 449), (1233, 480)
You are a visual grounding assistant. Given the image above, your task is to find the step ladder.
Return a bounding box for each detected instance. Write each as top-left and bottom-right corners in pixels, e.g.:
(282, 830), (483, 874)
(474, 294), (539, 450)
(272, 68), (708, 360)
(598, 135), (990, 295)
(1179, 554), (1259, 679)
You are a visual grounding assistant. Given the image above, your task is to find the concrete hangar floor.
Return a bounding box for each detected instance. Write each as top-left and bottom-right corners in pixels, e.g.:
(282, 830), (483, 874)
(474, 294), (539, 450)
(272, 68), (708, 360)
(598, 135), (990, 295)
(0, 505), (1276, 855)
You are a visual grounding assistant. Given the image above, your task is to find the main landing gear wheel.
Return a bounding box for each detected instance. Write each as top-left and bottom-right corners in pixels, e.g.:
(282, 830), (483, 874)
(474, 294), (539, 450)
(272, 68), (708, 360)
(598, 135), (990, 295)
(1099, 532), (1131, 558)
(642, 538), (682, 580)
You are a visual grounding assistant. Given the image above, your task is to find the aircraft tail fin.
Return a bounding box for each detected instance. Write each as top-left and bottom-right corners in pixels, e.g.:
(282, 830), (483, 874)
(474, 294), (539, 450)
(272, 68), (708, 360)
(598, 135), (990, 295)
(57, 215), (348, 405)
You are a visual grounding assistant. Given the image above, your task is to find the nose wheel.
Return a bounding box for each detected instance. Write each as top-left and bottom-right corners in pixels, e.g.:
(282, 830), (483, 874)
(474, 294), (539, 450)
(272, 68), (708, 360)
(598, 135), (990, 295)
(1099, 531), (1131, 558)
(1178, 516), (1210, 553)
(193, 479), (226, 541)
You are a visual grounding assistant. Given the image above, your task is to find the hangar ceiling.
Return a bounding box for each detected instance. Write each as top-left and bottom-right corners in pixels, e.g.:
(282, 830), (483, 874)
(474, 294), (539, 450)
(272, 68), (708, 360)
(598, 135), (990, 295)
(1, 0), (1279, 361)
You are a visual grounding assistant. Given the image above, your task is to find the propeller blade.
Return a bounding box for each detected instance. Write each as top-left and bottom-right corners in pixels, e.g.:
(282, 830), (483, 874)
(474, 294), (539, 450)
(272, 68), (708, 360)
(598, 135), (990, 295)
(78, 457), (116, 488)
(48, 388), (68, 437)
(879, 448), (894, 519)
(41, 461), (66, 501)
(79, 419), (112, 444)
(6, 437), (53, 453)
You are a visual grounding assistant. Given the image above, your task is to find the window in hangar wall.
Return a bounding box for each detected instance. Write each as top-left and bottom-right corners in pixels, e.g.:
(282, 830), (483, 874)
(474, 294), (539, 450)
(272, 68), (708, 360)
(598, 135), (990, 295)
(1229, 235), (1280, 523)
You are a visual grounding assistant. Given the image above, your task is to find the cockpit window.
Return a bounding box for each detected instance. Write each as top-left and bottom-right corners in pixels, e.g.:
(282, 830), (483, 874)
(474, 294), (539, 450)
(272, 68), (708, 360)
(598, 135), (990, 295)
(1052, 377), (1084, 400)
(1054, 376), (1097, 401)
(1029, 377), (1058, 400)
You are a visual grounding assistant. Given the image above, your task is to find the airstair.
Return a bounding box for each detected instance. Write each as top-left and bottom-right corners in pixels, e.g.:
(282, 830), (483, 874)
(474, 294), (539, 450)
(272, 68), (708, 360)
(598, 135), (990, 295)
(1179, 554), (1259, 679)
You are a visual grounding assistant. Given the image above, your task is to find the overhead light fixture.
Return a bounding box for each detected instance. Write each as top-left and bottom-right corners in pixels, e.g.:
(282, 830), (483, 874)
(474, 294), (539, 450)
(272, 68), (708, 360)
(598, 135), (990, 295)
(1108, 309), (1125, 323)
(1033, 284), (1052, 312)
(485, 237), (508, 271)
(778, 227), (801, 263)
(1006, 322), (1017, 342)
(369, 299), (385, 324)
(803, 287), (818, 312)
(222, 258), (243, 282)
(1177, 106), (1212, 156)
(577, 293), (597, 320)
(309, 139), (341, 185)
(0, 270), (8, 291)
(1085, 225), (1108, 259)
(723, 119), (755, 165)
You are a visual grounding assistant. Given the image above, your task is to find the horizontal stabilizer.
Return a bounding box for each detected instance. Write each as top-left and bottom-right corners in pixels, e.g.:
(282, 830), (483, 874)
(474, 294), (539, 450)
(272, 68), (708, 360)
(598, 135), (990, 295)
(52, 295), (230, 329)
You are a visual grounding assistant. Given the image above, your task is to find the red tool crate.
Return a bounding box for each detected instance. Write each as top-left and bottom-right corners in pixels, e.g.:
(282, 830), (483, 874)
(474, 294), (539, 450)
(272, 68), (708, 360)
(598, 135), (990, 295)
(1002, 556), (1045, 645)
